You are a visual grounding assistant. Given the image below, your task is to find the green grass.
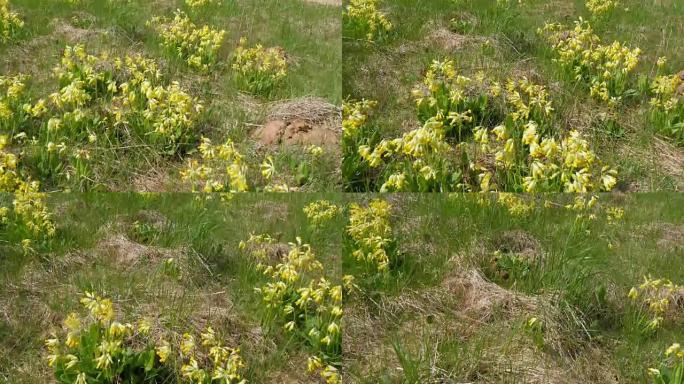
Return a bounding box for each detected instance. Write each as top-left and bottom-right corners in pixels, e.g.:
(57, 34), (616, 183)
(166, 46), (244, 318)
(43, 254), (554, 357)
(342, 193), (684, 383)
(342, 0), (684, 192)
(1, 0), (341, 192)
(1, 193), (683, 383)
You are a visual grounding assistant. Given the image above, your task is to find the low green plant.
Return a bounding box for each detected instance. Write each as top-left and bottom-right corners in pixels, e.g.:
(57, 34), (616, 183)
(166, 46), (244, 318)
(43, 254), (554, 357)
(45, 292), (168, 383)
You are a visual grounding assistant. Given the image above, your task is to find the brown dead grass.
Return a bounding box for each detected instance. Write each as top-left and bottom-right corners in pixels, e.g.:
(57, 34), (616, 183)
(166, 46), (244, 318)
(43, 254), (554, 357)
(97, 233), (186, 265)
(301, 0), (341, 5)
(654, 136), (684, 190)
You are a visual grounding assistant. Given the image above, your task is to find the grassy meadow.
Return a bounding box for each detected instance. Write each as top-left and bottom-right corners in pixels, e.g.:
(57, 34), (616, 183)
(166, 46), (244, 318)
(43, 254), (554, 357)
(1, 193), (683, 383)
(1, 0), (341, 193)
(342, 0), (684, 192)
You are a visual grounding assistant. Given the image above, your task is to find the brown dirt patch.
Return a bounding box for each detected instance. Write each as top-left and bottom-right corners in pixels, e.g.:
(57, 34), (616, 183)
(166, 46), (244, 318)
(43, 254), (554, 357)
(428, 27), (469, 51)
(253, 97), (341, 147)
(253, 118), (339, 147)
(130, 167), (172, 192)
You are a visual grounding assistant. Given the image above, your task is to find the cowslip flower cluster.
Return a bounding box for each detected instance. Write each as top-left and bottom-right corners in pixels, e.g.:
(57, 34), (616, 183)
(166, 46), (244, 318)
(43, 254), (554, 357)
(485, 126), (618, 193)
(45, 292), (159, 383)
(347, 199), (393, 271)
(0, 74), (46, 134)
(628, 276), (682, 332)
(358, 118), (453, 192)
(5, 45), (203, 190)
(185, 0), (221, 8)
(539, 18), (641, 106)
(358, 59), (617, 193)
(148, 10), (225, 71)
(343, 0), (392, 42)
(496, 193), (535, 216)
(649, 71), (684, 142)
(232, 38), (287, 95)
(159, 327), (246, 383)
(303, 200), (341, 227)
(1, 136), (55, 240)
(180, 137), (249, 193)
(50, 44), (202, 144)
(181, 138), (298, 194)
(411, 59), (489, 139)
(0, 0), (23, 43)
(648, 343), (684, 382)
(342, 99), (377, 139)
(243, 235), (351, 384)
(42, 44), (203, 168)
(586, 0), (619, 16)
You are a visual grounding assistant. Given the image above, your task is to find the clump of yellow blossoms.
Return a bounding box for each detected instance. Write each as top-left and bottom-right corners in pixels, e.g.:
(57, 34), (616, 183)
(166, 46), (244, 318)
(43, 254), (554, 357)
(163, 327), (247, 383)
(347, 199), (393, 271)
(343, 0), (392, 42)
(0, 44), (204, 191)
(148, 10), (225, 71)
(539, 18), (641, 106)
(628, 276), (682, 332)
(342, 99), (377, 139)
(46, 44), (202, 158)
(45, 292), (161, 382)
(342, 99), (380, 190)
(0, 74), (44, 134)
(1, 135), (55, 241)
(586, 0), (619, 17)
(242, 235), (353, 384)
(303, 200), (340, 227)
(232, 38), (287, 96)
(181, 137), (249, 193)
(650, 68), (684, 143)
(181, 138), (298, 194)
(0, 0), (23, 43)
(186, 0), (221, 8)
(46, 292), (247, 383)
(357, 59), (617, 193)
(648, 343), (684, 383)
(497, 193), (535, 216)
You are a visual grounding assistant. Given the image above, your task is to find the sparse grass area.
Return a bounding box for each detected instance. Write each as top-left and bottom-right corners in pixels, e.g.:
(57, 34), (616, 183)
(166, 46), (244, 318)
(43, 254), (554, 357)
(1, 193), (683, 383)
(0, 193), (348, 383)
(344, 193), (684, 383)
(0, 0), (341, 193)
(343, 0), (684, 192)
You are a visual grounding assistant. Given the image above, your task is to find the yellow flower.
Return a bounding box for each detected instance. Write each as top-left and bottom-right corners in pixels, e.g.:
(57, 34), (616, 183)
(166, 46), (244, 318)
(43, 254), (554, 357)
(156, 339), (171, 363)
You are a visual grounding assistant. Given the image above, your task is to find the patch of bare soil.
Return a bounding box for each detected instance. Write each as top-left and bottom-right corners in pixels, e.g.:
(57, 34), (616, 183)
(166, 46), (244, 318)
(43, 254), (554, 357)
(428, 27), (470, 51)
(253, 97), (341, 148)
(253, 118), (339, 147)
